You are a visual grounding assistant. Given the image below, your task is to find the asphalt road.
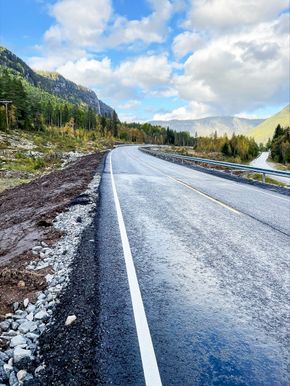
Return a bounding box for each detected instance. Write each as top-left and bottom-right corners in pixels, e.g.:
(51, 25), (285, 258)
(250, 151), (290, 185)
(96, 145), (290, 386)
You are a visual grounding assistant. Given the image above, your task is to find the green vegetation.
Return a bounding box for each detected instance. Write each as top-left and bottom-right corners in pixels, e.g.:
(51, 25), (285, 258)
(0, 66), (118, 133)
(247, 105), (290, 144)
(193, 132), (259, 162)
(244, 173), (290, 187)
(119, 123), (194, 146)
(269, 125), (290, 165)
(0, 177), (31, 193)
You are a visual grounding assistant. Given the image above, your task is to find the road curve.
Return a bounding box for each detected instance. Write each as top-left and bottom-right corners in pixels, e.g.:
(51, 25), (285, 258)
(250, 151), (290, 185)
(96, 145), (290, 386)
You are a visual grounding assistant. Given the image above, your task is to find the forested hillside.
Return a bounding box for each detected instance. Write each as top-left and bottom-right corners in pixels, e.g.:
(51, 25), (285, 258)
(0, 47), (113, 116)
(269, 125), (290, 165)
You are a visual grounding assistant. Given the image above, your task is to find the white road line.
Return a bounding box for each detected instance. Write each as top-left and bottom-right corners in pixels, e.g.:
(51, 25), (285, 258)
(109, 151), (162, 386)
(130, 153), (240, 215)
(138, 150), (290, 203)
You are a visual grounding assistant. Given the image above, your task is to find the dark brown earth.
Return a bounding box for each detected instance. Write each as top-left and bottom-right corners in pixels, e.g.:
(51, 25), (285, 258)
(0, 152), (105, 319)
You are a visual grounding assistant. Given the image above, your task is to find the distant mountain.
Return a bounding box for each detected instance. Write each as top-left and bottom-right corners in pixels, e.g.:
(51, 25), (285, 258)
(0, 47), (114, 117)
(150, 116), (264, 137)
(247, 105), (290, 144)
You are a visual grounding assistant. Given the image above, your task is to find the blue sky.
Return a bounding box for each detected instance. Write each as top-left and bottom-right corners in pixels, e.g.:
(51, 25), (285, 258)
(0, 0), (289, 122)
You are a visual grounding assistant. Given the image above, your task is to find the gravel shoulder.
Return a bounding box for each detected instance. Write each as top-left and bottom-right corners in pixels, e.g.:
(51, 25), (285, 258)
(0, 152), (106, 385)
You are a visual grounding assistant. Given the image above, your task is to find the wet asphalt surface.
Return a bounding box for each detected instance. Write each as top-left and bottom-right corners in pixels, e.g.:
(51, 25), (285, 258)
(96, 146), (290, 386)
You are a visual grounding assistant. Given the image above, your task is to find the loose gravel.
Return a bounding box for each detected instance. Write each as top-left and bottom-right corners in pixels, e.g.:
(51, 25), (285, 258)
(0, 155), (104, 385)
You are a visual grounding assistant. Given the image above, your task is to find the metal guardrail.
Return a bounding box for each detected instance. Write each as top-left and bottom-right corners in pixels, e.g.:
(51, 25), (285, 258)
(140, 148), (290, 183)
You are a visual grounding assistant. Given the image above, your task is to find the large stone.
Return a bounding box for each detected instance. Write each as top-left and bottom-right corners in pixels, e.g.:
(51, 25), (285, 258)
(0, 321), (10, 332)
(13, 347), (32, 364)
(10, 335), (26, 348)
(34, 311), (48, 321)
(19, 321), (38, 334)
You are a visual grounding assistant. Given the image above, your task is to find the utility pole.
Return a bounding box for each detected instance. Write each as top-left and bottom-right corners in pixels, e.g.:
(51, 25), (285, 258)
(0, 100), (12, 130)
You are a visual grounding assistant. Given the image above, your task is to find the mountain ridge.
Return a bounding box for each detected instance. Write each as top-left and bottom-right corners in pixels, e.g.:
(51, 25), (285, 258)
(0, 47), (114, 117)
(247, 105), (290, 144)
(150, 116), (264, 137)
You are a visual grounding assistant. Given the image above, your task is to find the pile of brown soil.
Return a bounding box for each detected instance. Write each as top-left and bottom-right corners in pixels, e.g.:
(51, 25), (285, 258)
(0, 151), (105, 317)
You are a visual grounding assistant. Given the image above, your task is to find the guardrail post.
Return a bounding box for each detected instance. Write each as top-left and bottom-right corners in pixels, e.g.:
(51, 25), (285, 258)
(262, 173), (266, 184)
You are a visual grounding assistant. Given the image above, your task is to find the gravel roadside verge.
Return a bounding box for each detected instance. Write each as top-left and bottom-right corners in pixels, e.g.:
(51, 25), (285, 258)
(0, 153), (107, 385)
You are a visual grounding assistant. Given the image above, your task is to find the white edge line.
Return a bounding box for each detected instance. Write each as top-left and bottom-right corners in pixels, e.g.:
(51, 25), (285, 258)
(109, 151), (162, 386)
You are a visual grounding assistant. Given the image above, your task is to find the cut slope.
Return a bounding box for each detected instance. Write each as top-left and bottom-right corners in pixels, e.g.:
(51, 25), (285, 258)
(247, 105), (290, 144)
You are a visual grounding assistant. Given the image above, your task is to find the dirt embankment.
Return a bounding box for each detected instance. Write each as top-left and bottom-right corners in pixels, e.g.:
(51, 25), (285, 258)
(0, 152), (105, 317)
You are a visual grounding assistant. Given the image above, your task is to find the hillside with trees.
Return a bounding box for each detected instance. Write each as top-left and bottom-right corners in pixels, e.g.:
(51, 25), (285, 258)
(269, 124), (290, 165)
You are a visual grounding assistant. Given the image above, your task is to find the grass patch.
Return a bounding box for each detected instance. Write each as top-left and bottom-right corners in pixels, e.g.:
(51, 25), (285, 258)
(0, 178), (31, 193)
(244, 173), (290, 187)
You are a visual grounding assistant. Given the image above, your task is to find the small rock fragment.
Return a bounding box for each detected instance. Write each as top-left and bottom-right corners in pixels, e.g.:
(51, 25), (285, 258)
(18, 281), (26, 288)
(23, 298), (29, 308)
(17, 370), (27, 382)
(65, 315), (77, 326)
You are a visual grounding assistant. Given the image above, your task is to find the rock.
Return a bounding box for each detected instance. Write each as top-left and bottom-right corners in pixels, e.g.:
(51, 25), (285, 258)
(10, 335), (26, 348)
(65, 315), (77, 326)
(17, 370), (27, 382)
(25, 333), (38, 342)
(45, 274), (53, 284)
(13, 347), (32, 364)
(0, 321), (10, 331)
(0, 352), (9, 362)
(32, 251), (39, 256)
(18, 281), (26, 288)
(3, 330), (17, 337)
(3, 362), (13, 376)
(32, 246), (42, 252)
(11, 322), (19, 331)
(41, 242), (48, 247)
(22, 373), (34, 385)
(34, 311), (48, 321)
(0, 365), (8, 383)
(12, 302), (19, 312)
(9, 371), (18, 386)
(76, 216), (82, 223)
(34, 364), (45, 377)
(26, 305), (35, 314)
(19, 321), (38, 334)
(26, 313), (34, 322)
(23, 299), (29, 308)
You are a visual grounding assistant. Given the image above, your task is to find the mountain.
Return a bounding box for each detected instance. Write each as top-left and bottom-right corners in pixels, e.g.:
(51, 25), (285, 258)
(247, 105), (290, 144)
(150, 116), (264, 137)
(0, 47), (114, 117)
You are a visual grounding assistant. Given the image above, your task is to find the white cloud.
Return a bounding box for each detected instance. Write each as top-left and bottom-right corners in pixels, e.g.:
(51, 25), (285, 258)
(153, 101), (211, 120)
(172, 31), (204, 58)
(185, 0), (289, 32)
(56, 54), (174, 100)
(173, 17), (290, 115)
(42, 0), (174, 53)
(119, 100), (141, 109)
